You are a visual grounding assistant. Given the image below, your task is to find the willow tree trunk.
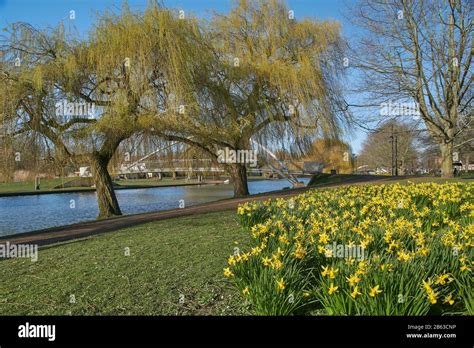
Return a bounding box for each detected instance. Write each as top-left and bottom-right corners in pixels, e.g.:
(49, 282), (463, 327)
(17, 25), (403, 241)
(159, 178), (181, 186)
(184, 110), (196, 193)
(229, 163), (249, 197)
(439, 141), (454, 178)
(91, 155), (122, 218)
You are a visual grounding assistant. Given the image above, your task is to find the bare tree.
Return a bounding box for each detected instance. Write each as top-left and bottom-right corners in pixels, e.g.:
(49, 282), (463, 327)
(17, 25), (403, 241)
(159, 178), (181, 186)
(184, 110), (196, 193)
(349, 0), (472, 177)
(358, 120), (420, 174)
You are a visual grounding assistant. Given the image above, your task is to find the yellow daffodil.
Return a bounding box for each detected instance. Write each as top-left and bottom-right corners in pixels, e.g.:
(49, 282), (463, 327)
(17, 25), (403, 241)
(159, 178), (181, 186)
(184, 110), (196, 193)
(276, 278), (285, 291)
(319, 233), (329, 244)
(328, 267), (338, 279)
(422, 279), (433, 293)
(380, 263), (389, 271)
(428, 291), (438, 304)
(271, 259), (283, 270)
(227, 256), (236, 266)
(321, 265), (330, 277)
(435, 273), (450, 285)
(443, 294), (454, 305)
(317, 245), (327, 254)
(369, 285), (382, 297)
(346, 274), (361, 286)
(322, 266), (338, 279)
(223, 268), (233, 277)
(262, 257), (272, 266)
(294, 245), (307, 259)
(351, 286), (361, 298)
(328, 283), (338, 295)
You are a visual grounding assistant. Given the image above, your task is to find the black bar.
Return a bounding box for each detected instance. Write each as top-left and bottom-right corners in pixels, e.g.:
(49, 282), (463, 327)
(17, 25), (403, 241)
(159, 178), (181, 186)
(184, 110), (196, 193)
(0, 316), (472, 346)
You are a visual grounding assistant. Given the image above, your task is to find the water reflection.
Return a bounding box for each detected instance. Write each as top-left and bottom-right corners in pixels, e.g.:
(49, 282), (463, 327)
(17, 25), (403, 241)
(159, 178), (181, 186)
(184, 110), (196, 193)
(0, 178), (308, 236)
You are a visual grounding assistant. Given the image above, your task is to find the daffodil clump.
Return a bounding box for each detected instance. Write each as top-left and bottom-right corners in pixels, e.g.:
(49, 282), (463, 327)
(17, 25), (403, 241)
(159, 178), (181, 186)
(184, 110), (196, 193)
(226, 182), (473, 315)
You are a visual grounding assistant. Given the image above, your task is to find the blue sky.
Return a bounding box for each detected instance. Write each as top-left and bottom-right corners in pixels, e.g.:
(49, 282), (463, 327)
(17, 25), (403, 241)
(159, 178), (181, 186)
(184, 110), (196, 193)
(0, 0), (366, 153)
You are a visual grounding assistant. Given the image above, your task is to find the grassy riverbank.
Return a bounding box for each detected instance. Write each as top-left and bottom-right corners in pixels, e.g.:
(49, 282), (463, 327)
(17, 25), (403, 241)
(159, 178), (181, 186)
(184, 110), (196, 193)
(0, 178), (206, 195)
(0, 175), (270, 195)
(0, 210), (251, 315)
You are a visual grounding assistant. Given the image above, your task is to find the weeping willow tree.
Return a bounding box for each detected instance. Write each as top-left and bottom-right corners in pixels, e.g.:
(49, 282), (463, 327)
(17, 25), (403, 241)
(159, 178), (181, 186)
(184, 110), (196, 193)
(148, 0), (349, 197)
(0, 23), (71, 184)
(0, 3), (203, 217)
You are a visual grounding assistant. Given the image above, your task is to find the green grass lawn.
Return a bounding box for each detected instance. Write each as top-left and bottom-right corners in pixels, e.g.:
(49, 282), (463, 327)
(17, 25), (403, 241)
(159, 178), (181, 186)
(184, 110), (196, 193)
(0, 175), (269, 195)
(0, 211), (251, 315)
(308, 173), (473, 187)
(0, 178), (73, 193)
(308, 173), (361, 186)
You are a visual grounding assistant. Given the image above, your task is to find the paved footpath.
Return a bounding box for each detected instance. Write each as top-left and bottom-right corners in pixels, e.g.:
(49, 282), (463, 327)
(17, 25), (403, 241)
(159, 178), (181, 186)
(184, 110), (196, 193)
(0, 176), (395, 247)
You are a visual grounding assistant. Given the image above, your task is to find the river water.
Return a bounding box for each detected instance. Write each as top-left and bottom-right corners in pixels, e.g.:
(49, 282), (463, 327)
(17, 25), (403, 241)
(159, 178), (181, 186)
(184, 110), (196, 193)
(0, 178), (309, 236)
